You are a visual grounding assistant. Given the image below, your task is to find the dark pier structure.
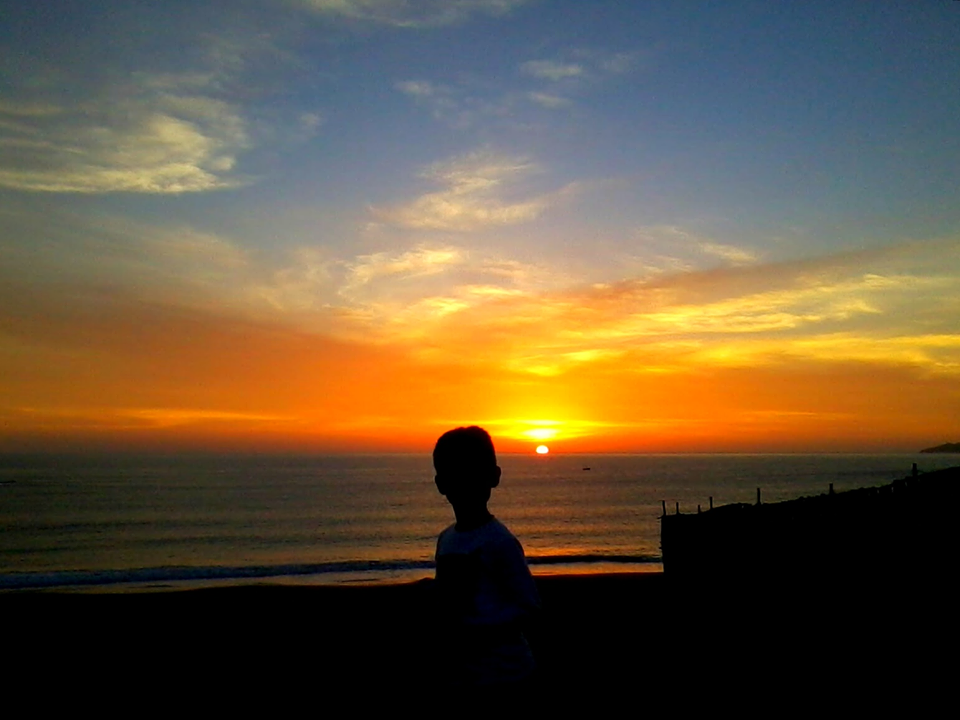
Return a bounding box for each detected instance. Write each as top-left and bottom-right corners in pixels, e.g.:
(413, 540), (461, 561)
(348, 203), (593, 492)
(660, 465), (960, 581)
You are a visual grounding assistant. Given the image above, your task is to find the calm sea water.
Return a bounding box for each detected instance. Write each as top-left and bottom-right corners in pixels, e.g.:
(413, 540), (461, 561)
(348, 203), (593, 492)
(1, 453), (955, 590)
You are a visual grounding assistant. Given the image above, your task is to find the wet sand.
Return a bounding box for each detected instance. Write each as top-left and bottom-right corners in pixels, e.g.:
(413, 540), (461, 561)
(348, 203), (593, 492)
(6, 572), (951, 705)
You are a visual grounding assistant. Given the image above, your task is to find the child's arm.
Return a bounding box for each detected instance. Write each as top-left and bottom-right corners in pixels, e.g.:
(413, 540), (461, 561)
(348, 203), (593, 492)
(486, 536), (540, 628)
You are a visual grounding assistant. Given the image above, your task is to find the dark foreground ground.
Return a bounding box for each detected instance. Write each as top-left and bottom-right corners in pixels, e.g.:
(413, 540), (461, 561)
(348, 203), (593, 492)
(5, 572), (954, 708)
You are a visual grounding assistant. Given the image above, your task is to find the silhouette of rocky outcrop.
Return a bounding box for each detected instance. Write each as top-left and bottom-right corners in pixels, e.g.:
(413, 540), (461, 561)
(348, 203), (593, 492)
(920, 442), (960, 453)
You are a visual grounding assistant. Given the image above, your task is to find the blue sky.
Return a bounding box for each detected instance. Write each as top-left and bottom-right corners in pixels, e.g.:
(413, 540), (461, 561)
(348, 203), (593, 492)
(1, 1), (959, 451)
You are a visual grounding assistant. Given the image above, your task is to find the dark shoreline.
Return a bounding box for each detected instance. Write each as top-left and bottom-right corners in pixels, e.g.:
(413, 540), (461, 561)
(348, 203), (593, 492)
(7, 571), (951, 703)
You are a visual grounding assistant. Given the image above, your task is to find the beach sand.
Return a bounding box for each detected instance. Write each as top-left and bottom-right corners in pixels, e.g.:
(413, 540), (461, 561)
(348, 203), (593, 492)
(6, 572), (950, 705)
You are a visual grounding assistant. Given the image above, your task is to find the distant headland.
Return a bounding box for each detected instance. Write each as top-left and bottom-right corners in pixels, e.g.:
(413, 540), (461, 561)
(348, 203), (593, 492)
(920, 442), (960, 453)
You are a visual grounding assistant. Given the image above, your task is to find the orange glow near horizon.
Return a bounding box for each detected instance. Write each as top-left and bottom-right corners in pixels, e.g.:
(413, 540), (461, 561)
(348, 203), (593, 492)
(0, 236), (958, 454)
(536, 445), (549, 454)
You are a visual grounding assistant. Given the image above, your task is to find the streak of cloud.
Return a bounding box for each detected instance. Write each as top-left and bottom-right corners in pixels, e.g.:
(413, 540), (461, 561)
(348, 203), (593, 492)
(527, 92), (570, 109)
(300, 0), (530, 27)
(341, 245), (465, 296)
(632, 225), (760, 271)
(371, 150), (558, 231)
(395, 80), (438, 97)
(520, 60), (585, 81)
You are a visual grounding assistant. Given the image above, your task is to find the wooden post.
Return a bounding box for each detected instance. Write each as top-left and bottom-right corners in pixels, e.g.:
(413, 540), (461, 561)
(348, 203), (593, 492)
(829, 482), (834, 495)
(675, 501), (680, 515)
(697, 504), (701, 514)
(709, 496), (713, 510)
(661, 500), (666, 517)
(756, 487), (761, 506)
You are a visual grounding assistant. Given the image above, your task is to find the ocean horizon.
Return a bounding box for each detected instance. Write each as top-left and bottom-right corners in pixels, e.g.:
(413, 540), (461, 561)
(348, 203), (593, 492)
(2, 452), (956, 592)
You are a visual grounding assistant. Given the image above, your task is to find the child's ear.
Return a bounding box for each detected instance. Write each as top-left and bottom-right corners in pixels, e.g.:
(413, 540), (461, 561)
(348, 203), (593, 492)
(490, 466), (501, 489)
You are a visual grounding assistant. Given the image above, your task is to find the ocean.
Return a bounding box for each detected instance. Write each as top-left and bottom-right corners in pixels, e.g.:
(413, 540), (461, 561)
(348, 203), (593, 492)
(1, 452), (955, 591)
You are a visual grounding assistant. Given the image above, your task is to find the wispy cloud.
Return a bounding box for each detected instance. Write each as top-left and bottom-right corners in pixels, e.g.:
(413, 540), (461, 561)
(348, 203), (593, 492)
(324, 243), (571, 337)
(395, 80), (440, 97)
(698, 241), (758, 265)
(251, 247), (338, 314)
(342, 245), (465, 296)
(300, 0), (529, 27)
(520, 60), (585, 81)
(0, 206), (552, 338)
(597, 51), (639, 74)
(401, 237), (960, 376)
(371, 149), (559, 231)
(0, 94), (249, 193)
(6, 195), (958, 382)
(394, 78), (521, 128)
(630, 225), (760, 273)
(525, 50), (645, 81)
(396, 46), (638, 124)
(527, 91), (570, 109)
(515, 49), (643, 109)
(0, 28), (322, 194)
(394, 79), (470, 124)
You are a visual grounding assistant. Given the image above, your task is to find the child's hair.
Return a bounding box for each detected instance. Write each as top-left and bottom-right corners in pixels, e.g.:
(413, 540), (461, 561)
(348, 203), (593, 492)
(433, 426), (497, 476)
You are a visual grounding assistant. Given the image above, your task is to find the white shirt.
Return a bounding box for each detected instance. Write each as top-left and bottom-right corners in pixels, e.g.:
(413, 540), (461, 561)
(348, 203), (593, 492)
(435, 517), (540, 685)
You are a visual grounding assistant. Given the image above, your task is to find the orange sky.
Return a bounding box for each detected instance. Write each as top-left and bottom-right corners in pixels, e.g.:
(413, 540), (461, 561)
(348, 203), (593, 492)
(3, 4), (960, 454)
(2, 244), (958, 453)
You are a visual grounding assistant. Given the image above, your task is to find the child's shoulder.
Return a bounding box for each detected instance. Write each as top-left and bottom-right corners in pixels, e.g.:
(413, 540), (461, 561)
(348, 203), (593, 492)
(484, 517), (519, 542)
(437, 521), (458, 543)
(437, 517), (519, 554)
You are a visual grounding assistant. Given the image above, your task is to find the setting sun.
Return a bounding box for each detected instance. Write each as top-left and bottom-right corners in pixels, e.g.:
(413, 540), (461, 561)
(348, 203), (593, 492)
(536, 445), (549, 454)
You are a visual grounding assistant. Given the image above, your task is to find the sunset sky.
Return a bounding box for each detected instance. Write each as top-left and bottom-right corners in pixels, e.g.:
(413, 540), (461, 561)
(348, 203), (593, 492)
(2, 1), (959, 453)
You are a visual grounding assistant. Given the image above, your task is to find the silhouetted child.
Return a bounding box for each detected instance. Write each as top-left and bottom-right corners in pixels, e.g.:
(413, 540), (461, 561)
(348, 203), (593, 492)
(433, 426), (541, 689)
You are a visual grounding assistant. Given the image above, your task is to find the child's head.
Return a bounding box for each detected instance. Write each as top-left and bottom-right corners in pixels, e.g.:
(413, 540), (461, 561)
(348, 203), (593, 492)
(433, 426), (501, 506)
